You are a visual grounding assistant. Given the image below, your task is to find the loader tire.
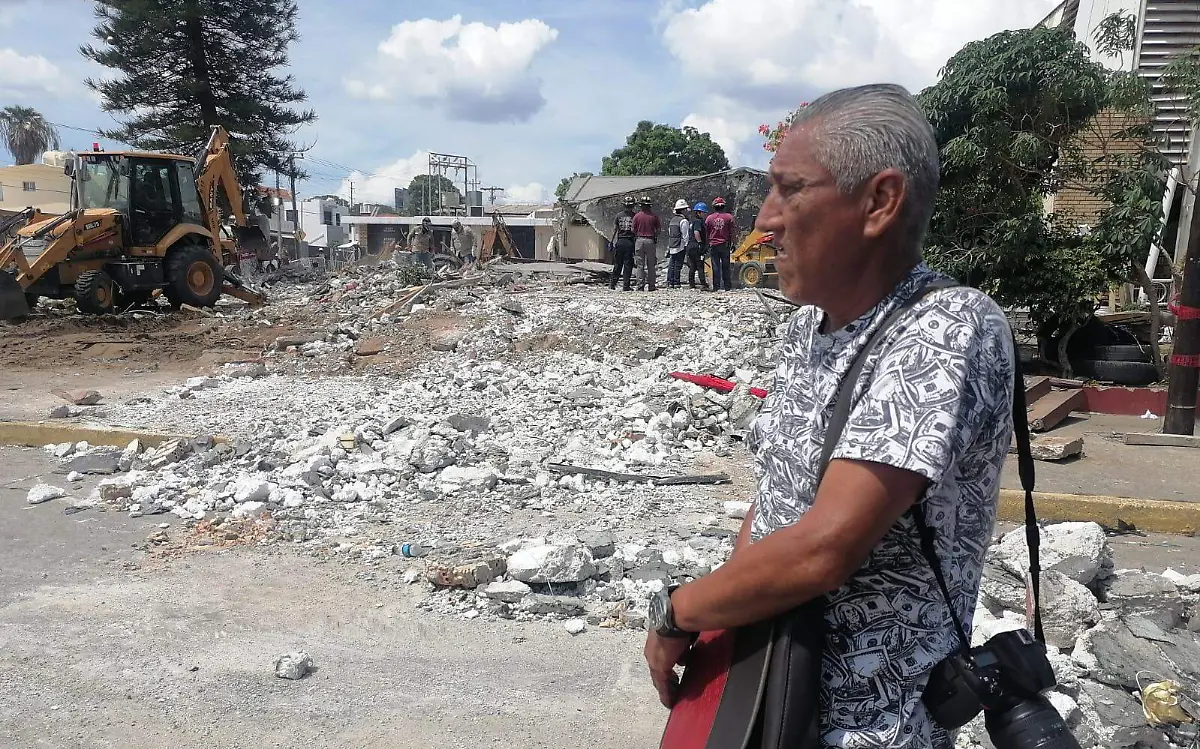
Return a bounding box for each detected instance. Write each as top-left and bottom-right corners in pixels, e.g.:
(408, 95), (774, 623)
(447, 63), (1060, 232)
(739, 261), (766, 288)
(165, 243), (222, 308)
(75, 270), (116, 315)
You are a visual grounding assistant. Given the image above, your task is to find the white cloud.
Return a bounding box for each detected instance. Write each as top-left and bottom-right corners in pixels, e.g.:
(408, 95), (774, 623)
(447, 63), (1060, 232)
(345, 15), (559, 123)
(499, 182), (549, 204)
(663, 0), (1060, 164)
(681, 103), (757, 165)
(662, 0), (1058, 102)
(0, 48), (69, 97)
(337, 150), (430, 205)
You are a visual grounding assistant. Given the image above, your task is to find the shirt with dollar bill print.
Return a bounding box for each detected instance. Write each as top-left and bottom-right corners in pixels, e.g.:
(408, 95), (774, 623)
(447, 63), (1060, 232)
(746, 262), (1015, 749)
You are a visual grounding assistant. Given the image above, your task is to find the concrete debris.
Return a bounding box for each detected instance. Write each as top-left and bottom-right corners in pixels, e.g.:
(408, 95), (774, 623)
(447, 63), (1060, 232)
(507, 543), (597, 584)
(564, 619), (587, 635)
(482, 579), (531, 603)
(54, 388), (102, 406)
(989, 521), (1111, 587)
(27, 484), (66, 504)
(724, 501), (751, 519)
(49, 404), (71, 419)
(273, 651), (313, 680)
(64, 449), (122, 475)
(223, 362), (267, 379)
(1029, 435), (1084, 462)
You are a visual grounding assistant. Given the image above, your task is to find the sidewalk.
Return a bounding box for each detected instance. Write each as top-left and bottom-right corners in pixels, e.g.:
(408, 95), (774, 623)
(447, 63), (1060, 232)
(1002, 412), (1200, 504)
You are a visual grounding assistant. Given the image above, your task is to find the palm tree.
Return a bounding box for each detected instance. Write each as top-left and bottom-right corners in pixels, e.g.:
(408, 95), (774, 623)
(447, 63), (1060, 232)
(0, 106), (61, 165)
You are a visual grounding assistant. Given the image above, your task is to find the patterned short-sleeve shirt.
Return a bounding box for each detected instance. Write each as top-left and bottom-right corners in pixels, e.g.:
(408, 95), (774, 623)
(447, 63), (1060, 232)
(747, 263), (1014, 749)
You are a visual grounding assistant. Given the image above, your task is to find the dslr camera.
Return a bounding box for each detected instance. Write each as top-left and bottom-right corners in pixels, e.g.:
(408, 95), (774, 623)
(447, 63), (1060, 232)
(922, 628), (1080, 749)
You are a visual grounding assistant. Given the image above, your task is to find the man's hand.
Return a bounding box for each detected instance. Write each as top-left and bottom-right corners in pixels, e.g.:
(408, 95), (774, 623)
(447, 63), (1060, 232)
(644, 631), (693, 708)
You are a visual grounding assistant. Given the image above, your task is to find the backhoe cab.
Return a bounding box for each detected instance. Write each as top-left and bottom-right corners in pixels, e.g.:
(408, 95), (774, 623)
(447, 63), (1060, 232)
(0, 126), (267, 320)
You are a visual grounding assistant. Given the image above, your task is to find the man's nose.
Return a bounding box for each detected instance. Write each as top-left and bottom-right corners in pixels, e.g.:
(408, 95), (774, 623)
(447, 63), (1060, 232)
(755, 193), (783, 234)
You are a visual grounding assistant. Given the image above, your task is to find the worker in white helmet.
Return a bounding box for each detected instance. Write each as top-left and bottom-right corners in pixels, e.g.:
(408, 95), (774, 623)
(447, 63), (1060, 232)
(666, 198), (691, 289)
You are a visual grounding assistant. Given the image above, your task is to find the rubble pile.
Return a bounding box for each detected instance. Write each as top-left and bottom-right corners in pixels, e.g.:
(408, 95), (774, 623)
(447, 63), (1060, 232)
(957, 522), (1200, 749)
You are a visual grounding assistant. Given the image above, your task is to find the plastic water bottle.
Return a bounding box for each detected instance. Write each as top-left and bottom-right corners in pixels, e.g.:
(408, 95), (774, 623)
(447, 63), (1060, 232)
(401, 542), (429, 558)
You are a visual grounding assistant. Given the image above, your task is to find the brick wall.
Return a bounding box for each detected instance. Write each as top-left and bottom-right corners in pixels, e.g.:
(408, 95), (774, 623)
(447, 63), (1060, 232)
(1052, 108), (1146, 226)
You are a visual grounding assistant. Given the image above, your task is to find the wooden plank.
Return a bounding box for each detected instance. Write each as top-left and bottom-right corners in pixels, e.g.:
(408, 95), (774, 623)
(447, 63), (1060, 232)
(1049, 377), (1087, 389)
(1028, 388), (1085, 432)
(1025, 376), (1052, 405)
(544, 462), (731, 486)
(1123, 432), (1200, 449)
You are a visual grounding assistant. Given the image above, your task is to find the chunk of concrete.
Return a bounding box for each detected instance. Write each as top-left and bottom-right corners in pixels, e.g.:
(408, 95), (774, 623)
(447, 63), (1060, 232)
(273, 651), (313, 680)
(1029, 436), (1083, 462)
(507, 543), (597, 584)
(64, 449), (122, 476)
(54, 389), (102, 406)
(989, 522), (1109, 586)
(482, 579), (531, 603)
(27, 484), (66, 505)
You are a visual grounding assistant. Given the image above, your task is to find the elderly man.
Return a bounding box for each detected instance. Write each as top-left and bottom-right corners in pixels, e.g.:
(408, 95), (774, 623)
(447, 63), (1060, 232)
(644, 84), (1014, 749)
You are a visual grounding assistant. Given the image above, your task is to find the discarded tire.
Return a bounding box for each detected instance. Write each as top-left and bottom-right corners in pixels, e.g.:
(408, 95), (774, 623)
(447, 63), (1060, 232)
(74, 270), (116, 314)
(1083, 344), (1154, 363)
(1074, 359), (1161, 387)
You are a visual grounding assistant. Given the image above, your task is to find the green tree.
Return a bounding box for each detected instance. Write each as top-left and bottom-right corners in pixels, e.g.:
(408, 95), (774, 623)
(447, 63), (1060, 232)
(554, 171), (592, 202)
(601, 122), (729, 176)
(80, 0), (316, 213)
(0, 106), (60, 165)
(916, 25), (1166, 370)
(405, 174), (461, 216)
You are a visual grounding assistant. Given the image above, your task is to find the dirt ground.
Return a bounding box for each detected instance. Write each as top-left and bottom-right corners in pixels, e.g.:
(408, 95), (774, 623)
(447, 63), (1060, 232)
(0, 447), (665, 749)
(4, 445), (1199, 749)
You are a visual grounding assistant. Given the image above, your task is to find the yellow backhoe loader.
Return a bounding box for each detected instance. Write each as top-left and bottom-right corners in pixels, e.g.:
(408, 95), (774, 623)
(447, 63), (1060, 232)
(0, 126), (268, 320)
(705, 228), (779, 289)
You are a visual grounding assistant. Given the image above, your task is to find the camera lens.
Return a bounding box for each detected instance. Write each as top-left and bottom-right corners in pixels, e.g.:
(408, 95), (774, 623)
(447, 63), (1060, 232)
(985, 695), (1081, 749)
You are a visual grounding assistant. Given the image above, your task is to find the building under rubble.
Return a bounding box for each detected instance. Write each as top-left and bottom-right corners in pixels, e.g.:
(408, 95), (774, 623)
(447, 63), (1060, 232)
(549, 168), (769, 262)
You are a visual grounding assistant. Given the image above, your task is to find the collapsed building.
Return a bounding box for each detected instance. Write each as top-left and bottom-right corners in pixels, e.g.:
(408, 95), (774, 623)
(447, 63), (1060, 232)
(548, 168), (770, 262)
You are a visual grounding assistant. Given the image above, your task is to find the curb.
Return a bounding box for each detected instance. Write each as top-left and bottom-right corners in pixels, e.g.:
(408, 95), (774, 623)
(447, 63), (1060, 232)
(0, 421), (190, 450)
(999, 489), (1200, 536)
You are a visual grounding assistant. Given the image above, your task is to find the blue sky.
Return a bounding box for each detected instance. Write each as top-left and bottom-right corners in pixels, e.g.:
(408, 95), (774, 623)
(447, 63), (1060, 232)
(0, 0), (1064, 205)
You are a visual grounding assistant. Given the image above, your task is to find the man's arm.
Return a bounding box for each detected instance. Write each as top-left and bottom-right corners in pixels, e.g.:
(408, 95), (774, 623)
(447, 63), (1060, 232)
(671, 461), (925, 631)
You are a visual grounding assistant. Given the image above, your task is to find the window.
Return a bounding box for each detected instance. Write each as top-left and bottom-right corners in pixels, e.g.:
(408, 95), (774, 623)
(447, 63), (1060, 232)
(335, 213), (341, 226)
(286, 209), (297, 224)
(22, 181), (36, 191)
(322, 210), (333, 226)
(175, 162), (204, 225)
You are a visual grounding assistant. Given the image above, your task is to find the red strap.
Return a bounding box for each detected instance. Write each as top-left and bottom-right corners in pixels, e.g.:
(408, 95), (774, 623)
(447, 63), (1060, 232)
(670, 372), (768, 399)
(1170, 354), (1200, 368)
(1168, 301), (1200, 320)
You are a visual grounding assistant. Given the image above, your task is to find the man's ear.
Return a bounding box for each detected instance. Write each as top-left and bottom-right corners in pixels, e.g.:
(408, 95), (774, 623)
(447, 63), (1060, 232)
(862, 169), (906, 240)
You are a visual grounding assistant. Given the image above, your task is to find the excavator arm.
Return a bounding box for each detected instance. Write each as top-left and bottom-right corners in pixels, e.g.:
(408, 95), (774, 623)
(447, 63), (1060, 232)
(194, 125), (269, 266)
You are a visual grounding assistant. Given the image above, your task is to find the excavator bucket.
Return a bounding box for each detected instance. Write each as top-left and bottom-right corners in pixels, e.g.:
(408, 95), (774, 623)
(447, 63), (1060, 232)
(0, 273), (31, 320)
(234, 225), (271, 262)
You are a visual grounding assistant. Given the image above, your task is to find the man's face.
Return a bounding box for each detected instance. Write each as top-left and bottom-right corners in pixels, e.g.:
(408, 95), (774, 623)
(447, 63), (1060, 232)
(755, 124), (868, 305)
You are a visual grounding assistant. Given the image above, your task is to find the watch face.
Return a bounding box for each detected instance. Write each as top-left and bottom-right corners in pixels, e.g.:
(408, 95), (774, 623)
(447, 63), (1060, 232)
(648, 589), (668, 631)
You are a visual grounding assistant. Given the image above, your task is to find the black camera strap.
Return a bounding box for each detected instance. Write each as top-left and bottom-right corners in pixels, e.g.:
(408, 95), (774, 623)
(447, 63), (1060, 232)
(824, 279), (1044, 660)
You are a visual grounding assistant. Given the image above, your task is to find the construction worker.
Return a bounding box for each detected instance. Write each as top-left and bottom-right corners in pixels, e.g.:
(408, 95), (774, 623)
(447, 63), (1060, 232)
(451, 220), (476, 265)
(666, 198), (691, 289)
(705, 197), (736, 291)
(633, 195), (661, 291)
(688, 202), (710, 290)
(408, 217), (436, 270)
(610, 196), (637, 290)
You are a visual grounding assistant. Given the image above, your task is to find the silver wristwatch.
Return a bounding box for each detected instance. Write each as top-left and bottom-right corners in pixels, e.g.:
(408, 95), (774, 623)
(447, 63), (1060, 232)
(648, 584), (692, 638)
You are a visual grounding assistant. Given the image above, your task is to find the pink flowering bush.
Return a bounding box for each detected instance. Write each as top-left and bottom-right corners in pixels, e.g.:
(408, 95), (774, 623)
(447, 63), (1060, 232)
(759, 102), (809, 153)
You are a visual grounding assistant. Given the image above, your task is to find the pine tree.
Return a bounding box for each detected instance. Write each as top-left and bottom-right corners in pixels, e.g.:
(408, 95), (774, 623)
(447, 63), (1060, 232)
(80, 0), (316, 212)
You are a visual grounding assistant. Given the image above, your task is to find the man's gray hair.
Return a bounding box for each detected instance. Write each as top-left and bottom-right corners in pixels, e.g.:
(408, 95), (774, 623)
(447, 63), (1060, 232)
(788, 83), (940, 249)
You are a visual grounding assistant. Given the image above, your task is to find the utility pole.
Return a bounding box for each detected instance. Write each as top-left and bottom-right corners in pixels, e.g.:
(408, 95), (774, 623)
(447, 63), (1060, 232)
(349, 181), (354, 211)
(274, 169), (283, 264)
(1164, 192), (1200, 433)
(289, 152), (303, 261)
(482, 186), (505, 205)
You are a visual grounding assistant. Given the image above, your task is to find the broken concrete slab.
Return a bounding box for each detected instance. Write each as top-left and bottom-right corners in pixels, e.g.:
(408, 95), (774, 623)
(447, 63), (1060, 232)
(1028, 435), (1084, 462)
(27, 484), (66, 505)
(63, 449), (122, 475)
(507, 543), (596, 584)
(354, 338), (386, 356)
(425, 551), (507, 589)
(53, 389), (102, 406)
(1027, 388), (1085, 432)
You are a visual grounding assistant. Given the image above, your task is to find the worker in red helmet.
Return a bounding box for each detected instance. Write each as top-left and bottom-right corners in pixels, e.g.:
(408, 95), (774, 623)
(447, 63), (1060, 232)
(705, 197), (736, 291)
